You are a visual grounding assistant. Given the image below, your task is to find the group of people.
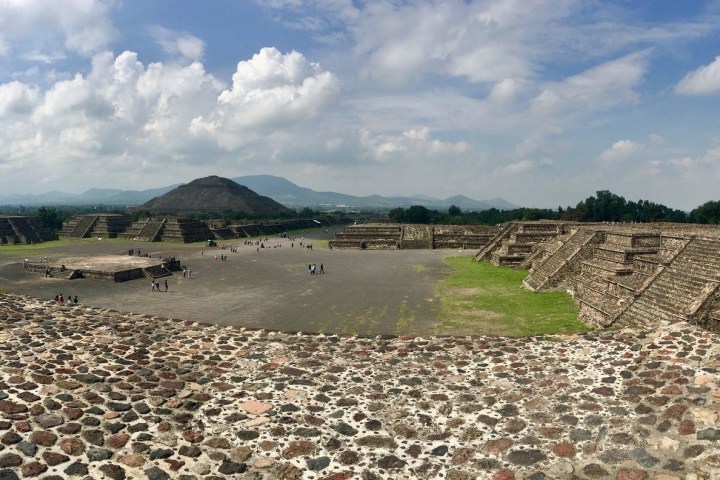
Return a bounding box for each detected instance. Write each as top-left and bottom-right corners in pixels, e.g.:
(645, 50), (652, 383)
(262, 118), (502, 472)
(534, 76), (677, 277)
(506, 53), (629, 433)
(214, 253), (229, 261)
(308, 263), (324, 275)
(151, 279), (169, 292)
(53, 293), (78, 305)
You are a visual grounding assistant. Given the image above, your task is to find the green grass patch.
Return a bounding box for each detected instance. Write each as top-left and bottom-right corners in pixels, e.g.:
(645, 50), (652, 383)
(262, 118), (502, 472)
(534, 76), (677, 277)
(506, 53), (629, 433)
(435, 256), (590, 336)
(0, 239), (74, 255)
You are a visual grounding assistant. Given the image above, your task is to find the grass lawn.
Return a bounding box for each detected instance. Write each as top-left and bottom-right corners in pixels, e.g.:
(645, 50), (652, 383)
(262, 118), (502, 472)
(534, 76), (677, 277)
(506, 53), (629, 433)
(434, 255), (590, 336)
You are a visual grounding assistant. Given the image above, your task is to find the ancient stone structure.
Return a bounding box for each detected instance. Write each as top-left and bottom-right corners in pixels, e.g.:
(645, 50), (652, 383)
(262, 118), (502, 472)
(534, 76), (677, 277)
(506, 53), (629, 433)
(59, 214), (133, 239)
(0, 216), (56, 245)
(480, 221), (720, 333)
(0, 293), (717, 479)
(24, 255), (180, 282)
(330, 223), (498, 250)
(226, 218), (344, 239)
(137, 176), (292, 216)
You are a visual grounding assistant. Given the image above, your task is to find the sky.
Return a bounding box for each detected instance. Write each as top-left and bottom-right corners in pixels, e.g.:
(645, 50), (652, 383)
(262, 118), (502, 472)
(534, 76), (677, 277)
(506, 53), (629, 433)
(1, 1), (720, 210)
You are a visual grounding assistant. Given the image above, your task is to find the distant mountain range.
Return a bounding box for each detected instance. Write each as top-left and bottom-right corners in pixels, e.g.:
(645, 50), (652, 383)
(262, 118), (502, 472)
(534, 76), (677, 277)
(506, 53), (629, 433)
(0, 174), (519, 211)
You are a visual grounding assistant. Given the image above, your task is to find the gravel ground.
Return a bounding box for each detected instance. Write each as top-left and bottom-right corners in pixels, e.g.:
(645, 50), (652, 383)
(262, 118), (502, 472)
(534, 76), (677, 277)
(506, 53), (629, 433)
(0, 234), (461, 335)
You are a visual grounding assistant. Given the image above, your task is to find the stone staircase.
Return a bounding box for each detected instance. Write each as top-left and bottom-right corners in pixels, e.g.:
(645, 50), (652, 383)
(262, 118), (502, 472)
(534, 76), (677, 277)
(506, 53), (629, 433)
(475, 222), (517, 261)
(523, 228), (600, 291)
(573, 232), (665, 327)
(8, 217), (43, 244)
(143, 265), (172, 278)
(210, 227), (236, 240)
(616, 237), (720, 329)
(135, 218), (166, 242)
(69, 215), (98, 238)
(489, 223), (564, 267)
(330, 224), (402, 249)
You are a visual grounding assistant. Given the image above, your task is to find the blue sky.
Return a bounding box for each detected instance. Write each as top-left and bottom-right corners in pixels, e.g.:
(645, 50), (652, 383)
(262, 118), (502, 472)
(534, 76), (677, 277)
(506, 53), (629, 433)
(1, 0), (720, 210)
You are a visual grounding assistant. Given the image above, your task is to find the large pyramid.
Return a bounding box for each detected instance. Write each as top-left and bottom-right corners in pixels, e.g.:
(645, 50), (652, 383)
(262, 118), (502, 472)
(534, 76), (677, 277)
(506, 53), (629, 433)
(138, 176), (293, 216)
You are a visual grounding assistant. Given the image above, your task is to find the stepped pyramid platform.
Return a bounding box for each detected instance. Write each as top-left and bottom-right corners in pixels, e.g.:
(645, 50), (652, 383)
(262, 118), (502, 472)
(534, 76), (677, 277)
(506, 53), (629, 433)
(496, 222), (720, 333)
(120, 217), (212, 243)
(330, 223), (498, 250)
(0, 216), (56, 245)
(25, 254), (180, 282)
(476, 221), (584, 267)
(60, 214), (132, 239)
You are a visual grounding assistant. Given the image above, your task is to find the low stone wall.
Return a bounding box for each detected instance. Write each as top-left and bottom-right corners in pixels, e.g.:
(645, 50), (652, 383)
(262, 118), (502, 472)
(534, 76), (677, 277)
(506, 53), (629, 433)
(0, 293), (717, 480)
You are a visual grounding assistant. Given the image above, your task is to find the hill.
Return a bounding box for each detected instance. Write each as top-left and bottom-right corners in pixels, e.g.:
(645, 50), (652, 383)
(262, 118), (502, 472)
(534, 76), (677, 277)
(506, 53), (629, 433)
(137, 176), (292, 216)
(0, 174), (518, 211)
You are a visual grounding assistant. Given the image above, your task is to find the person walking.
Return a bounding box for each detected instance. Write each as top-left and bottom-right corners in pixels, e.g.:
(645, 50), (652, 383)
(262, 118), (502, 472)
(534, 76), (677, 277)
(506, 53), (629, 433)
(151, 281), (156, 292)
(164, 279), (168, 292)
(320, 263), (324, 274)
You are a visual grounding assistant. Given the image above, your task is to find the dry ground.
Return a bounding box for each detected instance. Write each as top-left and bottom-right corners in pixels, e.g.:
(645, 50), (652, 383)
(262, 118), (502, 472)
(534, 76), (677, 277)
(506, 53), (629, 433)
(0, 229), (466, 335)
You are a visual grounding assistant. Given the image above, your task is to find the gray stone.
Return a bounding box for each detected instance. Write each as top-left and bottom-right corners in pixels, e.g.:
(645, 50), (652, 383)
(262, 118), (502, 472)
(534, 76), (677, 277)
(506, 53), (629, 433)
(506, 449), (547, 466)
(218, 460), (246, 475)
(630, 448), (658, 468)
(145, 466), (170, 480)
(697, 428), (720, 441)
(15, 441), (37, 457)
(86, 448), (113, 462)
(306, 456), (331, 471)
(335, 422), (358, 436)
(35, 414), (64, 428)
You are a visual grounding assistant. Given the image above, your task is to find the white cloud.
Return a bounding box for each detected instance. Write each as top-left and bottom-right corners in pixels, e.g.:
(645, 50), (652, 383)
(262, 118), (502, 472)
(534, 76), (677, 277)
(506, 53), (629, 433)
(150, 26), (206, 61)
(502, 158), (553, 174)
(489, 78), (522, 103)
(648, 133), (665, 145)
(531, 50), (650, 114)
(360, 127), (468, 163)
(0, 0), (118, 57)
(675, 56), (720, 95)
(191, 47), (340, 150)
(597, 139), (644, 162)
(21, 50), (67, 64)
(0, 81), (40, 116)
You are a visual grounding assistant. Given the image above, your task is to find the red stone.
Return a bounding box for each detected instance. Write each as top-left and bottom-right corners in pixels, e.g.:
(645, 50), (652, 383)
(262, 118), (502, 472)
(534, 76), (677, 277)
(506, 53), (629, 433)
(483, 438), (513, 454)
(617, 468), (648, 480)
(663, 404), (687, 419)
(552, 442), (576, 458)
(15, 421), (31, 432)
(678, 419), (696, 435)
(21, 461), (47, 477)
(107, 433), (131, 448)
(182, 430), (204, 443)
(163, 458), (186, 471)
(493, 469), (515, 480)
(320, 472), (354, 480)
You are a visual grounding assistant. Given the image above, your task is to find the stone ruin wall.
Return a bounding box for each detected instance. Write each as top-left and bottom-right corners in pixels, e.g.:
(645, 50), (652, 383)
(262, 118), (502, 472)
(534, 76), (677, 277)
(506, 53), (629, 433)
(330, 224), (500, 250)
(483, 221), (720, 333)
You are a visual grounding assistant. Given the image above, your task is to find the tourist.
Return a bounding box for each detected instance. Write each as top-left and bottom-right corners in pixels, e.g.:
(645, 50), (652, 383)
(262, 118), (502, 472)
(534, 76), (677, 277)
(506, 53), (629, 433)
(23, 259), (28, 269)
(164, 279), (168, 292)
(320, 263), (324, 274)
(44, 267), (50, 277)
(151, 281), (156, 292)
(58, 293), (64, 303)
(66, 296), (73, 305)
(74, 295), (78, 304)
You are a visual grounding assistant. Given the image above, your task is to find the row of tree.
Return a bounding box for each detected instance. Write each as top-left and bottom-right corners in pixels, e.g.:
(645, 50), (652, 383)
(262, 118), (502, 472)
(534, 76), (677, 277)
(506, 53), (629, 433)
(388, 191), (720, 225)
(6, 191), (720, 230)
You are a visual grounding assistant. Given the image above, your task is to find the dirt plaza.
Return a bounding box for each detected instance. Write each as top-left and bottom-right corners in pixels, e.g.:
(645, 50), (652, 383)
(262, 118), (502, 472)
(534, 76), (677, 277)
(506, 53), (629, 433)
(0, 230), (464, 336)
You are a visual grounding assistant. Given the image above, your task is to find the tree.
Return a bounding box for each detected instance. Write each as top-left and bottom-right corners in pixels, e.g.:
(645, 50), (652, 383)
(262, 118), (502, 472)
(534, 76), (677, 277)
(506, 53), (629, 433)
(448, 205), (461, 216)
(36, 207), (63, 230)
(690, 201), (720, 224)
(404, 205), (431, 224)
(388, 207), (406, 222)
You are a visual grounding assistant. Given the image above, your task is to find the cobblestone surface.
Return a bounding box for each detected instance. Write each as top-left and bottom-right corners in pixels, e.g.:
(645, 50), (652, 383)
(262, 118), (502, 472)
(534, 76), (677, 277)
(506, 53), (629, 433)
(0, 293), (718, 479)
